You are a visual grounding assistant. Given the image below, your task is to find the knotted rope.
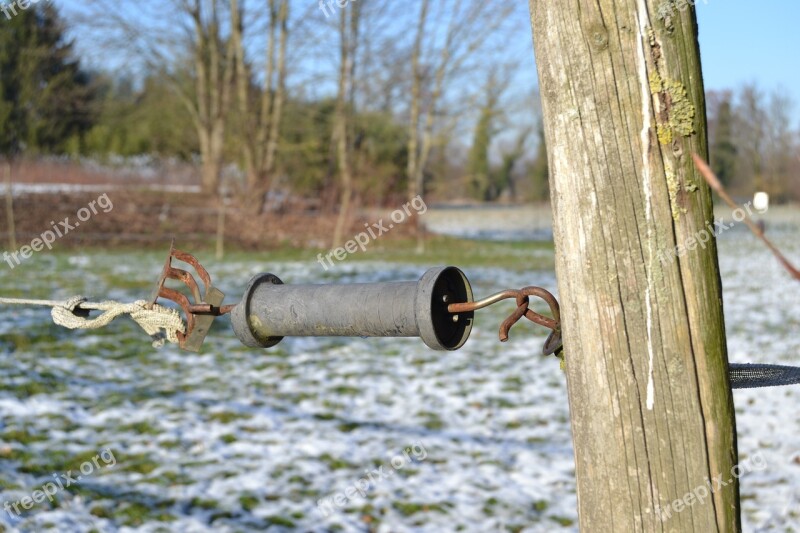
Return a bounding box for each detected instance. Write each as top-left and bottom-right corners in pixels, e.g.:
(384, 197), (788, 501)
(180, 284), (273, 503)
(0, 296), (185, 348)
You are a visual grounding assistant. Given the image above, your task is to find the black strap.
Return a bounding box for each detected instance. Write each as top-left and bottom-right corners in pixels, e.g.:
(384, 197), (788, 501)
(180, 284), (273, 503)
(729, 363), (800, 389)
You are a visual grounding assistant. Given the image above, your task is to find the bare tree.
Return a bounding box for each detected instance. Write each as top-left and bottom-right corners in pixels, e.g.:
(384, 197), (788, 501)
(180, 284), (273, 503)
(331, 2), (360, 248)
(406, 0), (429, 246)
(764, 89), (794, 201)
(406, 0), (514, 252)
(736, 83), (767, 193)
(189, 0), (235, 193)
(77, 0), (236, 193)
(231, 0), (289, 210)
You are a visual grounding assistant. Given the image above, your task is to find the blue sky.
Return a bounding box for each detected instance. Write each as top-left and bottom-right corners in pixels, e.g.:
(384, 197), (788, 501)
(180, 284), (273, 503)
(695, 0), (800, 120)
(54, 0), (800, 124)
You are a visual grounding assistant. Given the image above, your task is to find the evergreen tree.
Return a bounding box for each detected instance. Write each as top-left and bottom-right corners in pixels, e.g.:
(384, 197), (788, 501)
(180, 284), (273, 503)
(84, 73), (198, 158)
(711, 97), (738, 187)
(467, 103), (494, 200)
(528, 119), (549, 201)
(467, 77), (500, 200)
(0, 3), (94, 155)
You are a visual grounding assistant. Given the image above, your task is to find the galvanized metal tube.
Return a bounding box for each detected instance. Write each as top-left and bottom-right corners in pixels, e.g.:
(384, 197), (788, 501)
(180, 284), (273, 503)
(231, 266), (473, 350)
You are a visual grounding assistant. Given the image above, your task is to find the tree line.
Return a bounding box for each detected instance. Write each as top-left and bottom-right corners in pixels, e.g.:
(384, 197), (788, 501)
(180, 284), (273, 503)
(1, 2), (798, 229)
(708, 87), (799, 203)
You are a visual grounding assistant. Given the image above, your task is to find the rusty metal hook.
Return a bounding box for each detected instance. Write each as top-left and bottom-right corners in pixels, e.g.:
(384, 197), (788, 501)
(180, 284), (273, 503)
(149, 241), (233, 351)
(447, 286), (562, 356)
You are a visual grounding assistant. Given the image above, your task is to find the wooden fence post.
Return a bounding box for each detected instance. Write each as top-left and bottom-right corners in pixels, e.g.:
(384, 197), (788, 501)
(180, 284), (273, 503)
(528, 1), (740, 530)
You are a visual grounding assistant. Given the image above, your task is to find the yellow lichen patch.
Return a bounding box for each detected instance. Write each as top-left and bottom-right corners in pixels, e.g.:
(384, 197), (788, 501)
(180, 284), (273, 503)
(649, 72), (695, 145)
(657, 124), (673, 145)
(649, 72), (663, 94)
(647, 26), (657, 47)
(685, 182), (698, 192)
(663, 78), (695, 137)
(665, 167), (682, 221)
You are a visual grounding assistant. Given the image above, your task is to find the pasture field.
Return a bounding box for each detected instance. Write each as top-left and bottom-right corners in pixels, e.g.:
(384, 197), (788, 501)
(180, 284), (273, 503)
(0, 206), (798, 532)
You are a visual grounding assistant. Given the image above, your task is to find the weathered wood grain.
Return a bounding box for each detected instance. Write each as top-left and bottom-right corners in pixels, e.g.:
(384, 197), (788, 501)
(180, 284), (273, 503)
(528, 1), (740, 531)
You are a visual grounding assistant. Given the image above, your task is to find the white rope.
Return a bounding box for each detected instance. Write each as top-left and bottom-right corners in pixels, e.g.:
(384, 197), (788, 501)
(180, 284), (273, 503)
(0, 296), (185, 348)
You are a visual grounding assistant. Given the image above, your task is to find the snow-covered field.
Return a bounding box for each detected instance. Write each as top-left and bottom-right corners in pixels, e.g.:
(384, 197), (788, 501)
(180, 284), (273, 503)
(0, 206), (798, 532)
(7, 183), (202, 197)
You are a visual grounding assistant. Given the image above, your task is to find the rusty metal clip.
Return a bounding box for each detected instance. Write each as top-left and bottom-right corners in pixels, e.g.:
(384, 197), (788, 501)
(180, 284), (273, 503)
(148, 241), (233, 352)
(447, 286), (562, 356)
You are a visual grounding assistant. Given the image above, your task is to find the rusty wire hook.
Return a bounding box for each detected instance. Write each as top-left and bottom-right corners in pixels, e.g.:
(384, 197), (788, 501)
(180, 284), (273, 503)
(149, 241), (234, 351)
(447, 286), (562, 356)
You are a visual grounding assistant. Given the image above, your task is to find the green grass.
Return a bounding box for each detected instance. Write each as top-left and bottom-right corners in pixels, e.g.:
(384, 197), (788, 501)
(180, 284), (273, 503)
(113, 501), (175, 526)
(238, 493), (259, 512)
(266, 515), (296, 527)
(207, 411), (252, 424)
(0, 240), (567, 529)
(120, 421), (161, 435)
(18, 449), (109, 476)
(116, 452), (159, 475)
(44, 235), (554, 272)
(533, 500), (549, 512)
(318, 235), (555, 271)
(318, 453), (354, 471)
(1, 427), (48, 444)
(392, 501), (451, 516)
(549, 515), (575, 527)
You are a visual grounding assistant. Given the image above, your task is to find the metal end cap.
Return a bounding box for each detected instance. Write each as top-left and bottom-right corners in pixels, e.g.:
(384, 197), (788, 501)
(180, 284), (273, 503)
(231, 273), (285, 348)
(416, 266), (473, 350)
